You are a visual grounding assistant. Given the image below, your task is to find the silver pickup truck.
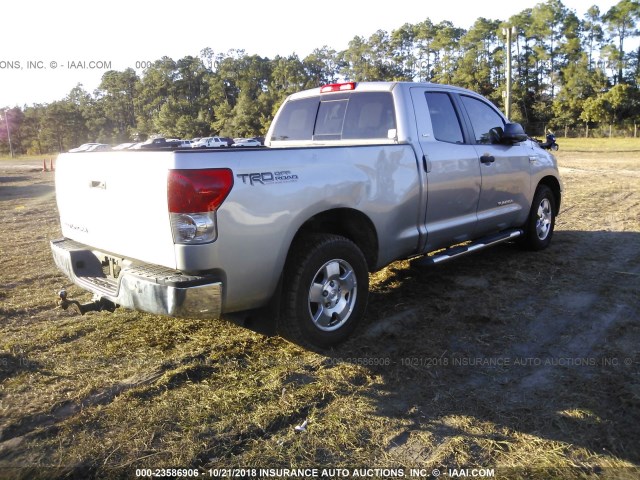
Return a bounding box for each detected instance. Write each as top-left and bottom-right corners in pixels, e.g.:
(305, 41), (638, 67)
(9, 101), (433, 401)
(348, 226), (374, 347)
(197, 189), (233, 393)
(51, 81), (562, 348)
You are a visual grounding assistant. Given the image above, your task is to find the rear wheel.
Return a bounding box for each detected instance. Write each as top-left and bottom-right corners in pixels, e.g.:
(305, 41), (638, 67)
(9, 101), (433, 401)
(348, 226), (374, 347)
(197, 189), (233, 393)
(280, 234), (369, 348)
(522, 185), (556, 251)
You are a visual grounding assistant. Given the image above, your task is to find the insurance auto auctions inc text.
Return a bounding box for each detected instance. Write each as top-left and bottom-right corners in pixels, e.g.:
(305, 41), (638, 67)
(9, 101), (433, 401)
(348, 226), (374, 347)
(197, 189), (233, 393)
(210, 467), (496, 478)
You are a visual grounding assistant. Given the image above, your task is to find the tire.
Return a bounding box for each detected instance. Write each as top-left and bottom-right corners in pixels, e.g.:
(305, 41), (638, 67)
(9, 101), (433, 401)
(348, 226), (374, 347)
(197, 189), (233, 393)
(280, 234), (369, 349)
(522, 185), (556, 251)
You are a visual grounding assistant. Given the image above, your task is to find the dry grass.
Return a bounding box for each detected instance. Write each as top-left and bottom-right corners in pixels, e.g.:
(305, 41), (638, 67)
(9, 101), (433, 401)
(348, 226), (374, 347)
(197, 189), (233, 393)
(555, 137), (640, 153)
(0, 143), (639, 479)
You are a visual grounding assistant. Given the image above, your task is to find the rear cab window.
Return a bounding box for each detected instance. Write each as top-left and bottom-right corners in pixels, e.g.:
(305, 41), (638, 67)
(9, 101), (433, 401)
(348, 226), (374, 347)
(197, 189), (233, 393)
(270, 91), (396, 143)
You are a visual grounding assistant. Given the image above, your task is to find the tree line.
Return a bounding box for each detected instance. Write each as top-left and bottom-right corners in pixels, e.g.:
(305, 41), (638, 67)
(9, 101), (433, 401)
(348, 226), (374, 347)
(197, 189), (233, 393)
(1, 0), (639, 155)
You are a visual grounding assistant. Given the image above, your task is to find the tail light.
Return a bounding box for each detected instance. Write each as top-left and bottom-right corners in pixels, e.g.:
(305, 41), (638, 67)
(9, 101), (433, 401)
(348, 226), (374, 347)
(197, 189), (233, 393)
(168, 169), (233, 244)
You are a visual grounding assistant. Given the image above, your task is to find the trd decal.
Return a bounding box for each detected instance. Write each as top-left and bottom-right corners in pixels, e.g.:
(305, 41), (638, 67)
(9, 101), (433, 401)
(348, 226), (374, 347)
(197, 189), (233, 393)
(236, 171), (299, 186)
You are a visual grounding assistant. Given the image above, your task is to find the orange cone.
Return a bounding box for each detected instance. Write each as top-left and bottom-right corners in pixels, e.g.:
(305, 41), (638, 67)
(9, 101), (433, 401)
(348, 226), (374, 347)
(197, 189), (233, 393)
(50, 158), (54, 171)
(42, 159), (48, 172)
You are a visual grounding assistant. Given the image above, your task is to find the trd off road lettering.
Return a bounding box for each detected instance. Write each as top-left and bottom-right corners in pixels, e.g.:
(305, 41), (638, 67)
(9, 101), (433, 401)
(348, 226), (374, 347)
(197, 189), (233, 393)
(51, 81), (561, 348)
(236, 171), (299, 185)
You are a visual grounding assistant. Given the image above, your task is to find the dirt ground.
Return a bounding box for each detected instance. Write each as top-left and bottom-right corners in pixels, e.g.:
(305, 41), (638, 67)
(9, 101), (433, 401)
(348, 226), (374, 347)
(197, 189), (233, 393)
(0, 146), (639, 480)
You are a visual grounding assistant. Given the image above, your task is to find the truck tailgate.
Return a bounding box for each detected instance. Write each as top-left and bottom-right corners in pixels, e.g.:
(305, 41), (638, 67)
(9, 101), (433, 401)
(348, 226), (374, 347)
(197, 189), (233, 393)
(55, 151), (177, 269)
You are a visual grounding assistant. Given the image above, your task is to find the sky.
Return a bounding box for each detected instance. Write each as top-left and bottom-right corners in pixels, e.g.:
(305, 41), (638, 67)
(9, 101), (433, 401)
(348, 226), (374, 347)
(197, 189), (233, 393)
(0, 0), (622, 108)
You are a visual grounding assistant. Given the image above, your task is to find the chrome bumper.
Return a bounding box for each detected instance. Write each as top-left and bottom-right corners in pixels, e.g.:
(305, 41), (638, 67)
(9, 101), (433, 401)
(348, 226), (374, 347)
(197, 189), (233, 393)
(50, 238), (222, 319)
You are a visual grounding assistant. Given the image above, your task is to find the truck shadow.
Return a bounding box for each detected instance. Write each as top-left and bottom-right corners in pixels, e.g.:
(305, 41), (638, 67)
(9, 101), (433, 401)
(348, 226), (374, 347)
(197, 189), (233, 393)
(223, 229), (639, 466)
(331, 229), (640, 467)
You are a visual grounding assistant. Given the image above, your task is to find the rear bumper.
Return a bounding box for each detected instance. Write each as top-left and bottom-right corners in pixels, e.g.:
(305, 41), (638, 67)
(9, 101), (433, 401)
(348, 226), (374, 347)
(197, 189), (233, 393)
(50, 238), (222, 319)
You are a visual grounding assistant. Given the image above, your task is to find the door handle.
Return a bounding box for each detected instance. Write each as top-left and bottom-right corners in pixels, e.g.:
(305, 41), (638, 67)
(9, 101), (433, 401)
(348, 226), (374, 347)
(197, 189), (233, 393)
(422, 154), (431, 173)
(480, 154), (495, 164)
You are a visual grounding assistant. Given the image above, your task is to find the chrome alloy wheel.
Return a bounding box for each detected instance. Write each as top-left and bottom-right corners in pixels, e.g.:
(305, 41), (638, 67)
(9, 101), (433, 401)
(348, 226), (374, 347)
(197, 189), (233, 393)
(307, 259), (357, 332)
(536, 198), (553, 240)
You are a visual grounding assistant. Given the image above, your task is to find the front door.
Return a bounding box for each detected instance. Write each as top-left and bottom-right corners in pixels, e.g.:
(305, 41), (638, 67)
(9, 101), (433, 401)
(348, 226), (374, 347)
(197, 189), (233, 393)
(458, 94), (532, 235)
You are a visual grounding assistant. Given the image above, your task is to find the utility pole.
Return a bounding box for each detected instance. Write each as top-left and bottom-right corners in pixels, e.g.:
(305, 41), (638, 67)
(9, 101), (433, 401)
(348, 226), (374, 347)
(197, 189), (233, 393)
(502, 26), (516, 120)
(2, 109), (13, 158)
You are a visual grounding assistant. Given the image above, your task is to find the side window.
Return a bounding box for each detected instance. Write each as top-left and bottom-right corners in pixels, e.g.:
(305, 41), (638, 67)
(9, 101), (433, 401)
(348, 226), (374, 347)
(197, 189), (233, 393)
(425, 92), (464, 144)
(270, 97), (319, 141)
(460, 95), (505, 144)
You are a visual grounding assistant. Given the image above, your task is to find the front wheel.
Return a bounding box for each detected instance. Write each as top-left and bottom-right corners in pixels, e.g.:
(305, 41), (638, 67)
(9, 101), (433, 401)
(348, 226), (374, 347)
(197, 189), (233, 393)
(521, 185), (556, 251)
(280, 234), (369, 349)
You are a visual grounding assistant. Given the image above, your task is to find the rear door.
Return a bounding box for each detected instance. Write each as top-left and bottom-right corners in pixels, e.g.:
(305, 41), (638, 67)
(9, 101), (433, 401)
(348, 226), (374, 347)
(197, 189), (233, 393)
(457, 94), (531, 234)
(410, 87), (482, 252)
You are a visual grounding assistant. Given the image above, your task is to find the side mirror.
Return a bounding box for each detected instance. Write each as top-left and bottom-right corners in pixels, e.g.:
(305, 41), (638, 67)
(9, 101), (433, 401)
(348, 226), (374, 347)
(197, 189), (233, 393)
(502, 123), (528, 144)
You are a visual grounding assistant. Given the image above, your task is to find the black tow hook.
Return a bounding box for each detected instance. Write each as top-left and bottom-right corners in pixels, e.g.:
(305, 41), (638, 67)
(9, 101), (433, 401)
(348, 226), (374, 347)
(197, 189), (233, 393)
(57, 289), (117, 315)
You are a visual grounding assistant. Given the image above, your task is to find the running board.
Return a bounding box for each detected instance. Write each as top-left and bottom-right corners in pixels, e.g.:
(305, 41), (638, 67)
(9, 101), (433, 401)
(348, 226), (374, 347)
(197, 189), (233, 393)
(415, 229), (523, 266)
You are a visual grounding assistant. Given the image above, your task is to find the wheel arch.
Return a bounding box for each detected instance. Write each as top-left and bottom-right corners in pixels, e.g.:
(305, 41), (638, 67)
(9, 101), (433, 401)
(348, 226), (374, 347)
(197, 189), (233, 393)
(537, 175), (562, 215)
(289, 208), (379, 271)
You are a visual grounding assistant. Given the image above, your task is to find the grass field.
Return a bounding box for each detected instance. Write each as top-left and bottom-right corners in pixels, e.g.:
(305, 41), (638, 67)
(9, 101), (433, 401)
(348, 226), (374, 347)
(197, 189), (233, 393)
(0, 140), (639, 479)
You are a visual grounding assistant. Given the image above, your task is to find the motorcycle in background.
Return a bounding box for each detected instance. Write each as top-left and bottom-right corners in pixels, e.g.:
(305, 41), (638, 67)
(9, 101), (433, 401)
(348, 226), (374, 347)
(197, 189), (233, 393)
(534, 130), (559, 151)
